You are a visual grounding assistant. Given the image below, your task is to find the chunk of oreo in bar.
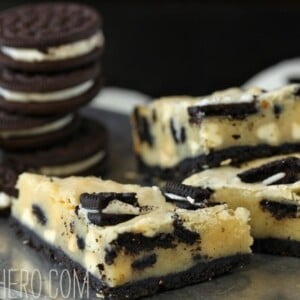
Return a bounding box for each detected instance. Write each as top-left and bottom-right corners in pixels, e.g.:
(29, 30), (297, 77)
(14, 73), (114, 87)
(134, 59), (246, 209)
(170, 119), (186, 144)
(32, 205), (47, 225)
(76, 235), (85, 250)
(164, 182), (215, 210)
(87, 212), (137, 226)
(80, 193), (111, 210)
(133, 108), (154, 147)
(131, 253), (157, 270)
(173, 217), (200, 244)
(80, 192), (138, 210)
(238, 157), (300, 185)
(188, 101), (258, 123)
(260, 199), (299, 220)
(273, 104), (283, 117)
(164, 182), (213, 201)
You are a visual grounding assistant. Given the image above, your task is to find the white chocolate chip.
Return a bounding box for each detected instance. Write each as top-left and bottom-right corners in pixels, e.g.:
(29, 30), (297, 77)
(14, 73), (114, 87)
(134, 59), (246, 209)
(262, 172), (286, 185)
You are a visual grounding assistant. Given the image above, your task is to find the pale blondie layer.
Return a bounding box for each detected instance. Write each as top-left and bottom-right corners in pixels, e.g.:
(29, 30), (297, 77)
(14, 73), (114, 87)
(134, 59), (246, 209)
(132, 85), (300, 179)
(11, 173), (252, 299)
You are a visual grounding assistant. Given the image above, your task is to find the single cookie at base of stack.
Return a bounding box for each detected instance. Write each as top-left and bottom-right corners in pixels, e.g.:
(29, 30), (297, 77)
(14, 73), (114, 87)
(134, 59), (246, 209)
(178, 153), (300, 257)
(11, 173), (252, 299)
(0, 3), (104, 72)
(132, 85), (300, 180)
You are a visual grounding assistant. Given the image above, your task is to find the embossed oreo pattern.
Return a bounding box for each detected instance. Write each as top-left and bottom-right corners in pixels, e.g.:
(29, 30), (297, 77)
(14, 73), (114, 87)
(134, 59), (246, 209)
(0, 3), (101, 47)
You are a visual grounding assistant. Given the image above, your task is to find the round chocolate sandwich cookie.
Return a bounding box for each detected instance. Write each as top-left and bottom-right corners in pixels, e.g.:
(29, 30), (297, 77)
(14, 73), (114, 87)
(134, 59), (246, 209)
(5, 117), (108, 177)
(0, 64), (101, 115)
(0, 111), (79, 150)
(0, 3), (103, 72)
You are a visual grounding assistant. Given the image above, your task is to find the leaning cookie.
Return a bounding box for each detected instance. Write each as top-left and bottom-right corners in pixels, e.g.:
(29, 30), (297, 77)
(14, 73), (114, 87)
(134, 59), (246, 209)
(0, 64), (101, 115)
(0, 3), (103, 72)
(5, 117), (108, 177)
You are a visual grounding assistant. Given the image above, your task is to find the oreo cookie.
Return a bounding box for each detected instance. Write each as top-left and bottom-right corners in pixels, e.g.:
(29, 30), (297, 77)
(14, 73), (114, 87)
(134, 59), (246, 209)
(188, 102), (258, 123)
(87, 212), (137, 226)
(80, 192), (139, 226)
(0, 64), (101, 115)
(80, 192), (138, 210)
(0, 3), (103, 72)
(5, 117), (108, 177)
(0, 111), (78, 150)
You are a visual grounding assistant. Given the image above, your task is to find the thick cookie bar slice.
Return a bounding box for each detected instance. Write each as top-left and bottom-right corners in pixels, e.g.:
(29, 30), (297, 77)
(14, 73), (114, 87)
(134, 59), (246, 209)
(132, 85), (300, 180)
(11, 173), (252, 299)
(181, 153), (300, 257)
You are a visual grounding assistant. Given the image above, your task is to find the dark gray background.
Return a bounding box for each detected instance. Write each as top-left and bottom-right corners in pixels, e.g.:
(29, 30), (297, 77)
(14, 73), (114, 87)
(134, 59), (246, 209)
(1, 1), (300, 97)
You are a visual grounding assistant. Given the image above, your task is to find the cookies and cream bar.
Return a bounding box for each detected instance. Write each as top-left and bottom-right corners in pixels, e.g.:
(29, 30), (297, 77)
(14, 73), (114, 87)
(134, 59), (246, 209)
(132, 85), (300, 179)
(11, 173), (252, 299)
(180, 153), (300, 256)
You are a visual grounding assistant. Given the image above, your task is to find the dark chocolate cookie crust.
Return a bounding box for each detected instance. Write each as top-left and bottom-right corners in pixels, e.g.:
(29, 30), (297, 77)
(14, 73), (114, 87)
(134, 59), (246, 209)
(0, 114), (79, 151)
(0, 3), (102, 47)
(253, 238), (300, 257)
(0, 48), (102, 73)
(0, 63), (101, 92)
(137, 143), (300, 180)
(0, 77), (102, 116)
(6, 117), (107, 169)
(10, 217), (251, 300)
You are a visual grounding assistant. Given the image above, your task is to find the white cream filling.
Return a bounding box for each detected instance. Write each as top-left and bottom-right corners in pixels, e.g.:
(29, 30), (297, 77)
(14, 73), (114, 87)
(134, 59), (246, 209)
(37, 150), (105, 176)
(0, 80), (94, 103)
(196, 93), (254, 107)
(0, 114), (73, 139)
(164, 193), (198, 205)
(1, 31), (104, 62)
(0, 192), (14, 209)
(262, 172), (286, 186)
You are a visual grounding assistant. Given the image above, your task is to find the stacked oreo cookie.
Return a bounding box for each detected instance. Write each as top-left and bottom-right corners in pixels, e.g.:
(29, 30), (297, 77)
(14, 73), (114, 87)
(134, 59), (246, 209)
(0, 3), (108, 214)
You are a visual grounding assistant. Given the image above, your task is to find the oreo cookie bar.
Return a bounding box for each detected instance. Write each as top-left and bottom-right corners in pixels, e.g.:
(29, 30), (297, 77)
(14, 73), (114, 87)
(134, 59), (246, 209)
(0, 111), (78, 150)
(181, 154), (300, 256)
(0, 3), (103, 72)
(0, 64), (101, 115)
(132, 85), (300, 180)
(11, 173), (252, 299)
